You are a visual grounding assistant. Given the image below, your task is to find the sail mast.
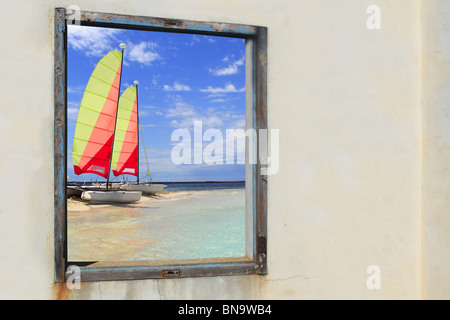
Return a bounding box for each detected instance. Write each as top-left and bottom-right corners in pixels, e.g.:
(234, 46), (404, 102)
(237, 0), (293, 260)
(139, 119), (152, 182)
(106, 43), (126, 191)
(134, 80), (140, 184)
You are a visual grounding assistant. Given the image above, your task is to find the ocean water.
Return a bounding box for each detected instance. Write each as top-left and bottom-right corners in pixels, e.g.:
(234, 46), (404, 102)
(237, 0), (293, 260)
(133, 187), (245, 261)
(68, 182), (246, 261)
(164, 181), (245, 191)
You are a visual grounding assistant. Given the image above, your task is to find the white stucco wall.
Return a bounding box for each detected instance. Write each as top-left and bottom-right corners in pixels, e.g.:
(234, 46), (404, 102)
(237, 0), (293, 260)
(421, 0), (450, 300)
(0, 0), (436, 299)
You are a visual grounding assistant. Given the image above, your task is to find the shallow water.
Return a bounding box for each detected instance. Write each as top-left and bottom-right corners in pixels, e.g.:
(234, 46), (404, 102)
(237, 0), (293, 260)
(68, 188), (245, 261)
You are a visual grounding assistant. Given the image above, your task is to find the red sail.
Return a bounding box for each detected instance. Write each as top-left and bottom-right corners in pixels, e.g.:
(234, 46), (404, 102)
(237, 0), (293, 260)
(72, 50), (123, 178)
(111, 86), (139, 177)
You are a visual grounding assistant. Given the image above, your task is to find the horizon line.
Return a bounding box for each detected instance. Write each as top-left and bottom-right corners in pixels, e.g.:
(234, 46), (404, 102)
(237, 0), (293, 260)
(67, 180), (245, 184)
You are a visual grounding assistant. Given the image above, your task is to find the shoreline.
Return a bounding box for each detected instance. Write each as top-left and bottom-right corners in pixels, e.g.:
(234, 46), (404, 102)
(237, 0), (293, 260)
(67, 180), (245, 185)
(67, 186), (245, 212)
(67, 190), (193, 212)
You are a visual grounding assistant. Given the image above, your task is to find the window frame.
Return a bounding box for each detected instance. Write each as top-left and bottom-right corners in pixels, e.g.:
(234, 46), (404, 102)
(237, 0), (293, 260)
(54, 7), (267, 282)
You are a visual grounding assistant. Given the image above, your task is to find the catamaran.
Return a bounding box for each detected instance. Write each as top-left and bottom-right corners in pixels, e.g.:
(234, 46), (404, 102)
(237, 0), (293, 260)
(71, 43), (141, 203)
(118, 81), (166, 194)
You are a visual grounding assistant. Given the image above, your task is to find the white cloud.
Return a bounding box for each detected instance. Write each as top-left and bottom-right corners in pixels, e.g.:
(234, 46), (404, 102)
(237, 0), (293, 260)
(127, 41), (160, 65)
(170, 115), (223, 129)
(166, 101), (196, 118)
(209, 56), (244, 76)
(139, 110), (150, 117)
(163, 82), (192, 92)
(232, 117), (246, 129)
(139, 105), (165, 117)
(203, 115), (224, 127)
(164, 96), (245, 131)
(141, 105), (158, 109)
(67, 86), (84, 94)
(68, 25), (121, 57)
(185, 35), (201, 47)
(200, 83), (245, 94)
(67, 107), (79, 120)
(164, 97), (227, 129)
(211, 98), (226, 103)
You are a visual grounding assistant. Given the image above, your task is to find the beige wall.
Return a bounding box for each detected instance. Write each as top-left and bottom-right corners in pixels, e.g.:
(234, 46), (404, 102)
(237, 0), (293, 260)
(421, 0), (450, 300)
(0, 0), (441, 299)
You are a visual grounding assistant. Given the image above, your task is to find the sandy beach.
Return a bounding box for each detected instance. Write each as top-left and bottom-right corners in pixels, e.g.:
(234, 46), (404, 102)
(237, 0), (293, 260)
(67, 190), (189, 212)
(67, 189), (245, 262)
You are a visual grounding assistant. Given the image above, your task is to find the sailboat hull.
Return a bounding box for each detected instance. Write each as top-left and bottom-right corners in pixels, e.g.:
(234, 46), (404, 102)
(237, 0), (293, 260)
(81, 190), (142, 203)
(120, 183), (165, 194)
(67, 186), (83, 198)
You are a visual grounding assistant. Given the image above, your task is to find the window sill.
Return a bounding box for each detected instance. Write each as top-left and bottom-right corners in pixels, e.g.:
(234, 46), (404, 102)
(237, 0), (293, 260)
(68, 256), (263, 281)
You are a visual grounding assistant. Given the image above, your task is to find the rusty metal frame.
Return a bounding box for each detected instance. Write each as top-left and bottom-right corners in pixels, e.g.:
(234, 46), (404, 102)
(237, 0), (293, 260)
(54, 7), (267, 282)
(54, 8), (67, 283)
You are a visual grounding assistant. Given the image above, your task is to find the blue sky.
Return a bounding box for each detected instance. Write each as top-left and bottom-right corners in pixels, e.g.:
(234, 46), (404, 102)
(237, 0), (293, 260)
(67, 25), (246, 182)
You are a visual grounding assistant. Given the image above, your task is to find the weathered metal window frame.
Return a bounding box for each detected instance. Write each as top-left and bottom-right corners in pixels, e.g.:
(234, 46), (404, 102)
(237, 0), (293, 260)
(54, 7), (267, 282)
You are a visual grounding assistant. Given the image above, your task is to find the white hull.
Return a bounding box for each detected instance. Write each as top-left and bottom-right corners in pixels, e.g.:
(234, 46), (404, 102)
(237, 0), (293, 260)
(120, 183), (165, 194)
(91, 182), (122, 188)
(81, 190), (142, 203)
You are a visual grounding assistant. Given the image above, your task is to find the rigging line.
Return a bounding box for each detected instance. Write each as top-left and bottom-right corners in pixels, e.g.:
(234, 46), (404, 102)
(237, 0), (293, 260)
(138, 121), (152, 180)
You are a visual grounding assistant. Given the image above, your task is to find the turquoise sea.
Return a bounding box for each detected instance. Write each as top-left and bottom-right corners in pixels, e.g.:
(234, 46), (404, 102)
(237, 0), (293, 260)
(68, 182), (246, 262)
(134, 186), (245, 260)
